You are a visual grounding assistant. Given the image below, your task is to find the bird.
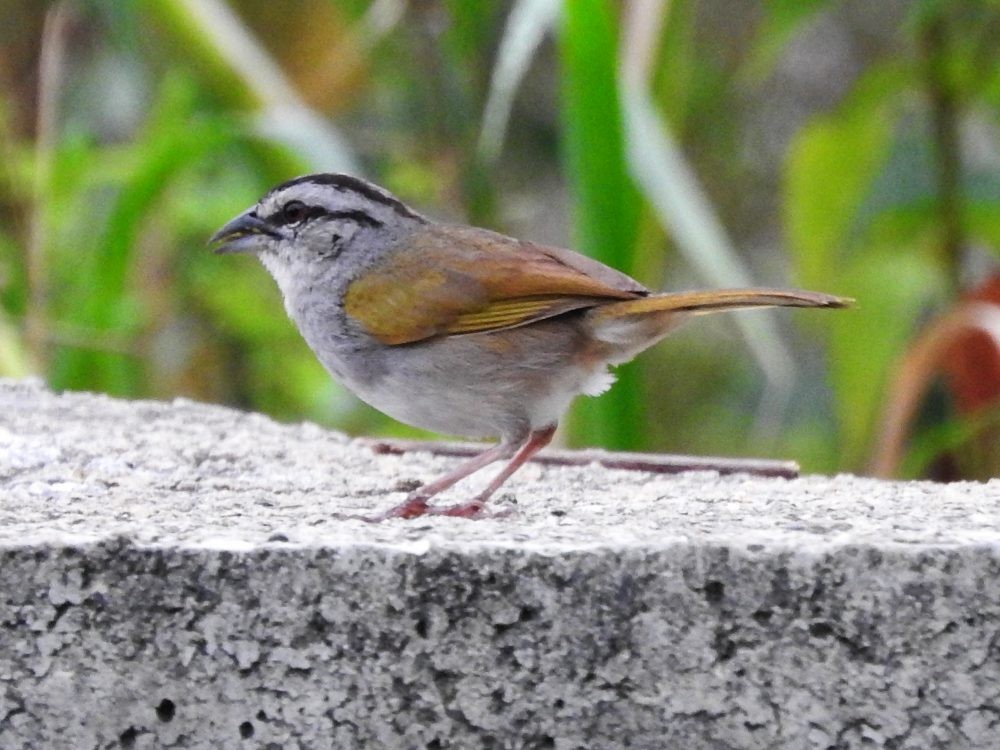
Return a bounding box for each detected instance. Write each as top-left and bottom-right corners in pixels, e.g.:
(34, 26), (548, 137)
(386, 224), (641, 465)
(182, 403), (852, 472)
(209, 173), (850, 521)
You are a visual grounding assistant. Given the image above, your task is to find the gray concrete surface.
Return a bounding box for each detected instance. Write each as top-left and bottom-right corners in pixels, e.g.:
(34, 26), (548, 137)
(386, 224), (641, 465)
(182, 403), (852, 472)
(1, 377), (999, 749)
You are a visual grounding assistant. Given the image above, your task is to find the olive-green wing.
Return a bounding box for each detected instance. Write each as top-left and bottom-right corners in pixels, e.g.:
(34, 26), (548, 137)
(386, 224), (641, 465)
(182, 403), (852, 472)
(343, 224), (647, 345)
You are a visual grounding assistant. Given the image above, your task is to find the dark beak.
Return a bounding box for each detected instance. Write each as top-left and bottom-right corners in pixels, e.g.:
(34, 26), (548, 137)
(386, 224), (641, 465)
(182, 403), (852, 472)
(209, 211), (283, 254)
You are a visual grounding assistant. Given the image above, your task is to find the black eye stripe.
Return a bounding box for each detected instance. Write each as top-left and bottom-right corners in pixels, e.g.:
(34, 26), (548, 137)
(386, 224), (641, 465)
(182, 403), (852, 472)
(271, 206), (384, 229)
(325, 210), (384, 228)
(266, 173), (423, 221)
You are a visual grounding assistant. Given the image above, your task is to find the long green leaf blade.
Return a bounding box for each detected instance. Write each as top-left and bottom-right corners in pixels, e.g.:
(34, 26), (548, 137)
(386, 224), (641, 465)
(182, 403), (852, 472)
(560, 0), (643, 450)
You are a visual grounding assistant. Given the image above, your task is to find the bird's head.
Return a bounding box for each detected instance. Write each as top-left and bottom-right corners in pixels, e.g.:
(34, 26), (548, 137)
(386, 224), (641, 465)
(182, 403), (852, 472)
(209, 173), (426, 294)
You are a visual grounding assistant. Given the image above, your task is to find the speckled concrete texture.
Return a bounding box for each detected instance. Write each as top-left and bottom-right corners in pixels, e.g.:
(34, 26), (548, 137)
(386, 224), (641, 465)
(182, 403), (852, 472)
(1, 378), (999, 749)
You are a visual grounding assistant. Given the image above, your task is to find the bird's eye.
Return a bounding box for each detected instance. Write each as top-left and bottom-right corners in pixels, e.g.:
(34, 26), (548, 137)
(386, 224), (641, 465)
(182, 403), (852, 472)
(281, 200), (308, 225)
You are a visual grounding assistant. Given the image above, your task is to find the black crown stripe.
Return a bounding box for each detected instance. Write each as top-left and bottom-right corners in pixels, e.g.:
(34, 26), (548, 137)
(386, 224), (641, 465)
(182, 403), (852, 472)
(268, 174), (423, 221)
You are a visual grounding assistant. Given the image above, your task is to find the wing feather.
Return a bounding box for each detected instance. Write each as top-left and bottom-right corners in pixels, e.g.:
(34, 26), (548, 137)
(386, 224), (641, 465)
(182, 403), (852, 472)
(344, 225), (647, 345)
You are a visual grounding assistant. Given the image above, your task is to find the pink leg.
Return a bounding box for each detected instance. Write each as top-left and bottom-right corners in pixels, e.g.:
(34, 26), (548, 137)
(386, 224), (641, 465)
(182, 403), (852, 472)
(431, 425), (557, 519)
(365, 440), (516, 521)
(364, 425), (557, 522)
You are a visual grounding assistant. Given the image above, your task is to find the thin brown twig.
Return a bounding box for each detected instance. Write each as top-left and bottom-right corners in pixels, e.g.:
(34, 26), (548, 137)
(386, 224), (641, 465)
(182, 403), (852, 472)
(363, 438), (800, 479)
(922, 11), (964, 295)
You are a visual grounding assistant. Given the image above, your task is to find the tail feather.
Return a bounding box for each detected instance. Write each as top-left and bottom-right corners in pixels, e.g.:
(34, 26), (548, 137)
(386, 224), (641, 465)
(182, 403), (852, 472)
(585, 288), (851, 363)
(591, 288), (852, 320)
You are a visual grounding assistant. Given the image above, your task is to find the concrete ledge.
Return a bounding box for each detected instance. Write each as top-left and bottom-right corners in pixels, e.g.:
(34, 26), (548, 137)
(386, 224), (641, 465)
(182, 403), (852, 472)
(1, 378), (999, 749)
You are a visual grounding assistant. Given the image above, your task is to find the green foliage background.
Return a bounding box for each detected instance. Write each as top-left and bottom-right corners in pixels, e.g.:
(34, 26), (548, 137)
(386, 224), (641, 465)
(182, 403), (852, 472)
(1, 0), (998, 477)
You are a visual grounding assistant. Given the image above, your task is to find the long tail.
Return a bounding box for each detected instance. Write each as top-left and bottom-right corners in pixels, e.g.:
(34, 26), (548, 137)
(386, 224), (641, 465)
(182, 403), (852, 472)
(586, 288), (851, 363)
(592, 288), (852, 319)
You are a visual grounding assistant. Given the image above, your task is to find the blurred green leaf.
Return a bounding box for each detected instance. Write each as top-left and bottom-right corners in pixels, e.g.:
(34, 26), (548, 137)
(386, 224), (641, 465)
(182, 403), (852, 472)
(51, 74), (233, 394)
(142, 0), (263, 111)
(965, 170), (1000, 256)
(828, 249), (943, 468)
(91, 78), (227, 316)
(559, 0), (643, 449)
(851, 134), (1000, 259)
(650, 0), (697, 133)
(901, 405), (1000, 479)
(442, 0), (503, 64)
(143, 0), (358, 174)
(743, 0), (831, 81)
(785, 65), (905, 292)
(0, 312), (30, 377)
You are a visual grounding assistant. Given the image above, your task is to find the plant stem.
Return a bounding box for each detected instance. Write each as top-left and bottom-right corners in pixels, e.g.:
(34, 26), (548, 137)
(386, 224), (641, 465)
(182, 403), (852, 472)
(922, 11), (963, 296)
